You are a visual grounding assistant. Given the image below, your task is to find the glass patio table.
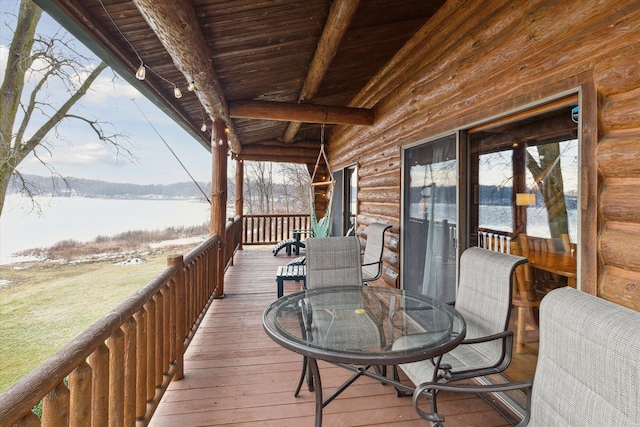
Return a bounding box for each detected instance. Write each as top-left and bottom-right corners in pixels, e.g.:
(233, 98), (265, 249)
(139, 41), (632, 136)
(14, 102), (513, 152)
(263, 285), (466, 427)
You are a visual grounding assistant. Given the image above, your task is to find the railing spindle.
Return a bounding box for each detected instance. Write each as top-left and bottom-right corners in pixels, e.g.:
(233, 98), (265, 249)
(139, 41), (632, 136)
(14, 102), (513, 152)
(122, 318), (137, 426)
(15, 412), (40, 427)
(89, 344), (109, 427)
(134, 309), (147, 420)
(107, 329), (125, 427)
(161, 286), (170, 373)
(144, 300), (156, 403)
(68, 361), (92, 426)
(170, 256), (185, 380)
(153, 293), (164, 387)
(42, 383), (70, 426)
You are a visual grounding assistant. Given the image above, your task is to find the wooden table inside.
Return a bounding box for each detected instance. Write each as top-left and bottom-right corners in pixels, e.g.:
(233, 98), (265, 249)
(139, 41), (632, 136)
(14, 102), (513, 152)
(528, 251), (577, 288)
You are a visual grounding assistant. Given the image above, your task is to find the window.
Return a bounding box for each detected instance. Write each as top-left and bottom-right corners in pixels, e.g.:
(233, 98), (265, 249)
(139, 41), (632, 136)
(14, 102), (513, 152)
(330, 166), (357, 236)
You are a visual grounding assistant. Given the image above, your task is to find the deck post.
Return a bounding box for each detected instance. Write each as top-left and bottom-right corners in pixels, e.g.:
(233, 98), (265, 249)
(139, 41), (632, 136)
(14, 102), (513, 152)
(168, 255), (185, 380)
(211, 119), (228, 298)
(235, 158), (244, 250)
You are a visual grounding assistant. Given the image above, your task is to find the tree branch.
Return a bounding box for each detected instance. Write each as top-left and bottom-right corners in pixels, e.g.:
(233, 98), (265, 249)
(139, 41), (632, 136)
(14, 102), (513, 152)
(21, 61), (108, 156)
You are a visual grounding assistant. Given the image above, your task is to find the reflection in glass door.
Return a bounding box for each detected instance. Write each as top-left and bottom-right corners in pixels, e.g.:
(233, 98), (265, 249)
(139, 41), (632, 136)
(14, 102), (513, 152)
(402, 135), (457, 303)
(467, 101), (579, 384)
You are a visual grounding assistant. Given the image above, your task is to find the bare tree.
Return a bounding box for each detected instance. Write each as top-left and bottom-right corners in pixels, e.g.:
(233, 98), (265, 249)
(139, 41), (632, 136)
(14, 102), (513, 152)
(0, 0), (130, 216)
(526, 143), (570, 238)
(279, 162), (311, 213)
(244, 161), (274, 214)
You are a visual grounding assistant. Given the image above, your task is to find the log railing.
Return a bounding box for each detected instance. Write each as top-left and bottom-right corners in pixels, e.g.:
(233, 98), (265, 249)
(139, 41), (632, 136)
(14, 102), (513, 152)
(242, 214), (311, 245)
(0, 216), (243, 427)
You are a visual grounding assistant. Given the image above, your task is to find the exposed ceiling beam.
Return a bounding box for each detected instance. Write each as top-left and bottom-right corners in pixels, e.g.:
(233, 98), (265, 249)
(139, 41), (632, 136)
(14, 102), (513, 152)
(229, 101), (374, 125)
(283, 0), (360, 143)
(131, 0), (242, 153)
(236, 140), (321, 164)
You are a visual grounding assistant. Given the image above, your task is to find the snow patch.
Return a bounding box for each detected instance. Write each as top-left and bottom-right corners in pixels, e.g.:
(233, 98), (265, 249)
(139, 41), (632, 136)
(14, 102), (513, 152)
(114, 257), (146, 266)
(149, 236), (206, 249)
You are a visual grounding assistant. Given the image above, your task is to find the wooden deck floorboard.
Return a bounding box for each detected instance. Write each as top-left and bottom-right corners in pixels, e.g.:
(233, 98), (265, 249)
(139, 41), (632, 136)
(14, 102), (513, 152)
(150, 247), (513, 427)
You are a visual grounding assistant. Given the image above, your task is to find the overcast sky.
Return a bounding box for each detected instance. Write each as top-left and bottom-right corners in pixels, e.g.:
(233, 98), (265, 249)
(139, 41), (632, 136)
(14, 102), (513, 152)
(1, 0), (214, 186)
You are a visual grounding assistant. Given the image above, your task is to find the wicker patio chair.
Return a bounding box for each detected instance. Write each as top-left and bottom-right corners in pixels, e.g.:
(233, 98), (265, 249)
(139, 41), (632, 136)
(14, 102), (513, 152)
(413, 286), (640, 426)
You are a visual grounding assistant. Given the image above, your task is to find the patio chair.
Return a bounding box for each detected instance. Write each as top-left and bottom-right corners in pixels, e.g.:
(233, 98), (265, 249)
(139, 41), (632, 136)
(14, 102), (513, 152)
(392, 247), (526, 395)
(285, 225), (355, 266)
(304, 235), (363, 289)
(294, 236), (382, 395)
(287, 223), (379, 273)
(361, 223), (392, 283)
(275, 226), (356, 298)
(412, 286), (640, 426)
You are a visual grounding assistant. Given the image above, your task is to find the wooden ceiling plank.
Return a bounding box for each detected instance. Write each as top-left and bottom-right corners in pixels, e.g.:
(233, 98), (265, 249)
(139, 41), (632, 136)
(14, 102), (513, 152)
(229, 100), (374, 126)
(131, 0), (242, 153)
(283, 0), (361, 143)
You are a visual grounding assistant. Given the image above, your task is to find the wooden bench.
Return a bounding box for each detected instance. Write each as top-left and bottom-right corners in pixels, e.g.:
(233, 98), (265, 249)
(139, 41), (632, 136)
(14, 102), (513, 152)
(276, 264), (306, 298)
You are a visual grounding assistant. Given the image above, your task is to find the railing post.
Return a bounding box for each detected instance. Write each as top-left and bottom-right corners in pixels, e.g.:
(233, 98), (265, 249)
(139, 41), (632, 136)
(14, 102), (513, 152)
(211, 119), (227, 298)
(168, 255), (185, 380)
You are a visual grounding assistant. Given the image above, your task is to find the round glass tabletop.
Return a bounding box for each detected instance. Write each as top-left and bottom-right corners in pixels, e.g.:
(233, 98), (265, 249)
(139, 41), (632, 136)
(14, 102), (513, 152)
(263, 286), (466, 365)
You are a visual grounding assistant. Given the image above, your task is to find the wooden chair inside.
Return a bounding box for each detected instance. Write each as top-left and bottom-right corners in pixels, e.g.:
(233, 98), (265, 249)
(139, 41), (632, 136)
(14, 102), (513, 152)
(510, 240), (542, 354)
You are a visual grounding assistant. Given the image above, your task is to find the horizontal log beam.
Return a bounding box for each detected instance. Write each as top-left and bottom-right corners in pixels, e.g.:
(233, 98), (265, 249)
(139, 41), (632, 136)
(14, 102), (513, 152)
(236, 140), (321, 164)
(229, 100), (374, 126)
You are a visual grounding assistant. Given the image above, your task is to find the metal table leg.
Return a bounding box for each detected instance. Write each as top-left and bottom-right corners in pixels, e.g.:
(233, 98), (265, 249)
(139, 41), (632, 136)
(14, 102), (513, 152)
(309, 357), (323, 427)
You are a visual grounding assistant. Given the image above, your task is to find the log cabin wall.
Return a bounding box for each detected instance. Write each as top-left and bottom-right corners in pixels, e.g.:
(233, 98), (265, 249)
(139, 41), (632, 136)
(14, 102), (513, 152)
(328, 0), (640, 311)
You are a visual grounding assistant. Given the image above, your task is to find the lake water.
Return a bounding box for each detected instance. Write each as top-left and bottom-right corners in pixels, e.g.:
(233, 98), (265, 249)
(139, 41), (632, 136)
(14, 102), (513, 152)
(0, 195), (211, 265)
(409, 202), (578, 241)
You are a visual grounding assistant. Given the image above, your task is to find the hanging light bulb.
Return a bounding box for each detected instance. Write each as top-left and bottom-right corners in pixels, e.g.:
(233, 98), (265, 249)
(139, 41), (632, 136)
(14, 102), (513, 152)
(188, 81), (196, 91)
(201, 122), (207, 132)
(174, 85), (182, 98)
(135, 62), (146, 80)
(218, 138), (223, 146)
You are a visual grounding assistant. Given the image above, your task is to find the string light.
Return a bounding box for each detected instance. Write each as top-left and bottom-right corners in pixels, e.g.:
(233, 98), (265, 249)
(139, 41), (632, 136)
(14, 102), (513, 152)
(98, 0), (190, 98)
(201, 122), (207, 132)
(135, 62), (146, 80)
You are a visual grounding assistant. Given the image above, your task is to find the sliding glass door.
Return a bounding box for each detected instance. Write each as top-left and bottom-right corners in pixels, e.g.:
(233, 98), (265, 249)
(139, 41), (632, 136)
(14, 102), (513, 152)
(402, 135), (457, 303)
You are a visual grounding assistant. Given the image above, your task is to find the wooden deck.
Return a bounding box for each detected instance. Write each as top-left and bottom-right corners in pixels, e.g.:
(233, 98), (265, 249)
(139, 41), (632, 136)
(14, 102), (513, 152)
(150, 247), (513, 427)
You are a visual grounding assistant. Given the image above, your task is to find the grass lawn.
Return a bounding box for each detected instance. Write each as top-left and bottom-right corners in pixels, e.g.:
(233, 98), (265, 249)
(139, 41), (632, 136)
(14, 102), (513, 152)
(0, 254), (174, 393)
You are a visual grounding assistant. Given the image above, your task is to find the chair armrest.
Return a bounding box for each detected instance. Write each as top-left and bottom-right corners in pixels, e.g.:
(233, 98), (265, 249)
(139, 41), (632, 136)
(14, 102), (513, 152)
(461, 329), (512, 345)
(413, 380), (533, 423)
(361, 260), (381, 267)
